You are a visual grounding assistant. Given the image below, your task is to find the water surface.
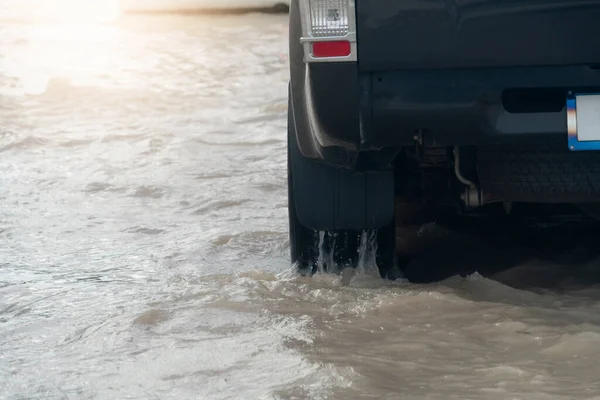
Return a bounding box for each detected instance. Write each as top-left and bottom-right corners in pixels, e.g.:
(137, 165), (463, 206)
(2, 5), (600, 400)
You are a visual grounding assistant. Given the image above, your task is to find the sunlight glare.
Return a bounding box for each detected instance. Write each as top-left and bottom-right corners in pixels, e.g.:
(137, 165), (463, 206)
(3, 0), (126, 96)
(38, 0), (121, 23)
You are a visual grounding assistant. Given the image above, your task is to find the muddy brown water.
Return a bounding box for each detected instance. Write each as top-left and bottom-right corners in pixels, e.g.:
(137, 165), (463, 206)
(3, 5), (600, 400)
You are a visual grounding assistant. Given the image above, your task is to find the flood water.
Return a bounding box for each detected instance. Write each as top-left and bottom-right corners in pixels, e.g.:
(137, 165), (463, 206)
(3, 5), (600, 400)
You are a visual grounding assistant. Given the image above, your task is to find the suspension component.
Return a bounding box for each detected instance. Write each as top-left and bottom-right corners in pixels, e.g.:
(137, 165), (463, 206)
(454, 146), (486, 208)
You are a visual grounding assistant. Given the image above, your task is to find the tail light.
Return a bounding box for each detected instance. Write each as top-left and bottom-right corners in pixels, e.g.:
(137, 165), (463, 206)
(299, 0), (357, 62)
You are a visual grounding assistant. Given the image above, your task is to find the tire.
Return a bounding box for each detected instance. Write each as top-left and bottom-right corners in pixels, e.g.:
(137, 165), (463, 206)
(477, 139), (600, 203)
(287, 105), (397, 278)
(287, 146), (318, 274)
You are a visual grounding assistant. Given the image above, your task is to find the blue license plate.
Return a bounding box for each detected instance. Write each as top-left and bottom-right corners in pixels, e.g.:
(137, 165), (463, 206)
(567, 91), (600, 151)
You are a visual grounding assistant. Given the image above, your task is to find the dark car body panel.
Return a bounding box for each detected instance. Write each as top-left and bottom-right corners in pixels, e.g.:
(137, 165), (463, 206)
(356, 0), (600, 71)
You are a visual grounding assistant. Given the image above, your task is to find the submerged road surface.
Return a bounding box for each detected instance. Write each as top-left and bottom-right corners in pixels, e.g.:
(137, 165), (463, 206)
(3, 5), (600, 400)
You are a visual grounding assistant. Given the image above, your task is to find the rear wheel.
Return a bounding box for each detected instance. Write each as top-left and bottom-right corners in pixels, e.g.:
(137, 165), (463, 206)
(287, 156), (317, 274)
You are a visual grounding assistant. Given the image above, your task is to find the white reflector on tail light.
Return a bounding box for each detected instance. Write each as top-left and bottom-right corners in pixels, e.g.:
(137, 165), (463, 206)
(308, 0), (350, 37)
(299, 0), (356, 62)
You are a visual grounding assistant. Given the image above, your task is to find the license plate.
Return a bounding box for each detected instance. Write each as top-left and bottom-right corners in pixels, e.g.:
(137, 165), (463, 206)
(567, 92), (600, 151)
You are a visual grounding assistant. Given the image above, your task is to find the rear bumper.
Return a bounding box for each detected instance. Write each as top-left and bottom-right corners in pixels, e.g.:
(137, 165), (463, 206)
(365, 65), (600, 147)
(292, 64), (600, 167)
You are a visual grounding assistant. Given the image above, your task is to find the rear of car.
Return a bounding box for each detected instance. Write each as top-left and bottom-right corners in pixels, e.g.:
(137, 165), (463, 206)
(287, 0), (600, 278)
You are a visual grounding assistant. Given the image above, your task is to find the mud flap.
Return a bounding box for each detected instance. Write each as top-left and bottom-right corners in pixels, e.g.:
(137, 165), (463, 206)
(288, 122), (394, 231)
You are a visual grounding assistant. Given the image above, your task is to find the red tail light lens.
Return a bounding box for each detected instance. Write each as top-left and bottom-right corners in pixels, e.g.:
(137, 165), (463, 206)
(312, 41), (351, 58)
(300, 0), (356, 62)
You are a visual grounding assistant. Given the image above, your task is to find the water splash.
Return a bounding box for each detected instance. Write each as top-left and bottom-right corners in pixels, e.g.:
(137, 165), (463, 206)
(316, 230), (326, 274)
(356, 230), (381, 279)
(312, 230), (383, 280)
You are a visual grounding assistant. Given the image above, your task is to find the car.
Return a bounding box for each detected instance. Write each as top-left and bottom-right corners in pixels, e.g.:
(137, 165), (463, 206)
(118, 0), (290, 13)
(287, 0), (600, 280)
